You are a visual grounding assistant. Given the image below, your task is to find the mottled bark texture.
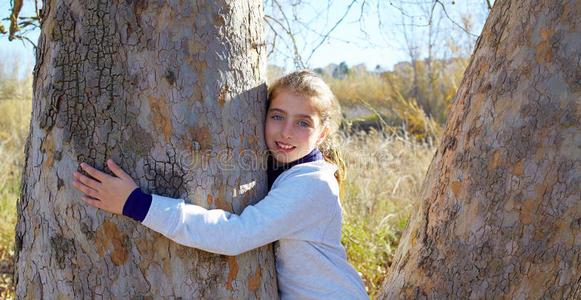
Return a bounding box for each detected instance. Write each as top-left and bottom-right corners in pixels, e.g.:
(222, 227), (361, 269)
(16, 0), (277, 298)
(380, 0), (580, 299)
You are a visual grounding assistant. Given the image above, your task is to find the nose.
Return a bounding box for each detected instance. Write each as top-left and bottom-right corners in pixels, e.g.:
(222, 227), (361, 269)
(281, 121), (293, 139)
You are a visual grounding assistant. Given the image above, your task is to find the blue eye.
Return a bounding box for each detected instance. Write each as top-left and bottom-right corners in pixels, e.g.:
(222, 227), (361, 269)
(298, 120), (310, 127)
(272, 115), (283, 121)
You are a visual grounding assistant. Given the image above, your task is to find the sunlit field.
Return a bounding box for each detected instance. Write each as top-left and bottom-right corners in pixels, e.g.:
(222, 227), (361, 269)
(0, 63), (443, 298)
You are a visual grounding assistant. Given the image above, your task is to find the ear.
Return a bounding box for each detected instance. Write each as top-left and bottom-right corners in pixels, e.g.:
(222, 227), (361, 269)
(316, 127), (329, 145)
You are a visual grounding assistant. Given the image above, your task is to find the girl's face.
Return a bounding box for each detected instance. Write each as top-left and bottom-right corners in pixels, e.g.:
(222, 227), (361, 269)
(265, 89), (327, 164)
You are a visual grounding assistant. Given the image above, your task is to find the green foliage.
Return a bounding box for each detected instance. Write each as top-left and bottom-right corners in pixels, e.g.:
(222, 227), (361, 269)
(332, 61), (350, 79)
(342, 217), (402, 295)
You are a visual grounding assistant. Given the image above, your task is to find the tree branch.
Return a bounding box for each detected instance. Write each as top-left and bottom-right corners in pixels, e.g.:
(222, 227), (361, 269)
(264, 17), (279, 58)
(270, 0), (306, 69)
(9, 0), (24, 41)
(305, 0), (358, 65)
(2, 0), (41, 46)
(434, 0), (478, 37)
(486, 0), (493, 10)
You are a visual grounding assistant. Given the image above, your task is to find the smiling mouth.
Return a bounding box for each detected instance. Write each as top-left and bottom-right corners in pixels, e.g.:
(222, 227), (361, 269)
(275, 141), (296, 152)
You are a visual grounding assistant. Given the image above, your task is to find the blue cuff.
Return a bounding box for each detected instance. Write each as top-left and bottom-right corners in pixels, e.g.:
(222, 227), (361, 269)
(122, 188), (152, 222)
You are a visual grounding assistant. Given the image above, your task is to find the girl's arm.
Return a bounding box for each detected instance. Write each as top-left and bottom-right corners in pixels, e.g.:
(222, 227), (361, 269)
(72, 160), (339, 256)
(141, 170), (338, 256)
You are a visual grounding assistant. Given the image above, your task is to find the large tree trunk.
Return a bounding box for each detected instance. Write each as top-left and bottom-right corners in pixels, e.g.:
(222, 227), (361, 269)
(380, 0), (580, 298)
(15, 0), (277, 298)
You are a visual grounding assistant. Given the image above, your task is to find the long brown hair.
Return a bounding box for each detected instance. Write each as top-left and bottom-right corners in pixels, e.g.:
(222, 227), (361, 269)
(268, 70), (346, 200)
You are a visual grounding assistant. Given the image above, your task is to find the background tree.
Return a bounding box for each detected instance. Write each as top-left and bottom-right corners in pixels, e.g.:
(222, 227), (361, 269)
(15, 0), (277, 298)
(379, 0), (580, 298)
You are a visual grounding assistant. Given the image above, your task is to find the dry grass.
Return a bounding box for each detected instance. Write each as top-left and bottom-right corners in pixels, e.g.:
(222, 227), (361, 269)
(327, 72), (395, 110)
(0, 247), (15, 298)
(339, 130), (435, 297)
(0, 98), (31, 299)
(0, 99), (30, 237)
(0, 60), (32, 298)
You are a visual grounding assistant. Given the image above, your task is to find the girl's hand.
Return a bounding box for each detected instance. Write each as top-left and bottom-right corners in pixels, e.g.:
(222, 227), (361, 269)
(72, 159), (138, 215)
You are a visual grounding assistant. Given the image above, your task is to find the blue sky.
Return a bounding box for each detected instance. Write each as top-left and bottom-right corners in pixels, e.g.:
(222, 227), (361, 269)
(265, 0), (491, 70)
(0, 0), (39, 72)
(1, 0), (490, 75)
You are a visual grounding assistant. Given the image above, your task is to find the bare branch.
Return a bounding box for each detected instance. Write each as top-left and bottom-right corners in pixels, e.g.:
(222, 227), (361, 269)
(292, 18), (357, 45)
(264, 16), (293, 51)
(270, 0), (306, 69)
(264, 17), (278, 58)
(12, 34), (37, 49)
(388, 1), (422, 19)
(357, 0), (373, 40)
(305, 0), (358, 65)
(428, 1), (437, 25)
(434, 0), (478, 37)
(358, 0), (367, 23)
(2, 0), (41, 46)
(486, 0), (493, 10)
(9, 0), (24, 41)
(269, 34), (277, 58)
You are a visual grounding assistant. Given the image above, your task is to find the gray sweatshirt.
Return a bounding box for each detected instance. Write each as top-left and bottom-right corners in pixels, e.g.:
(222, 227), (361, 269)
(142, 160), (369, 299)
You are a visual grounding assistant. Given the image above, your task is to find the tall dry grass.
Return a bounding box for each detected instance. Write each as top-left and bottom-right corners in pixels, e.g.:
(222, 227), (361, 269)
(339, 130), (435, 296)
(324, 58), (467, 127)
(0, 59), (32, 246)
(0, 61), (32, 298)
(315, 66), (450, 296)
(0, 99), (31, 245)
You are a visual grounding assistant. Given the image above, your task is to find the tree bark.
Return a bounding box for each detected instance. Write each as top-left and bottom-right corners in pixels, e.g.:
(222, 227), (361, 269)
(16, 0), (277, 298)
(380, 0), (580, 299)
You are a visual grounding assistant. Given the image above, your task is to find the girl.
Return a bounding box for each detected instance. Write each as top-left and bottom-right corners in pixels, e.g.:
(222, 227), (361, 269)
(72, 70), (369, 299)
